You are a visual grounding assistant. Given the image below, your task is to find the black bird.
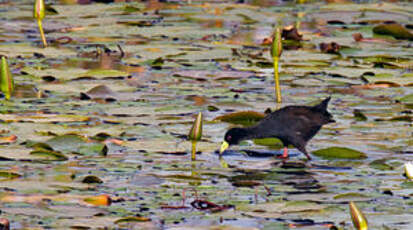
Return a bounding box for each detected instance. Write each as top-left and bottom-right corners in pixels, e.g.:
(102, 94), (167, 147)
(219, 97), (334, 160)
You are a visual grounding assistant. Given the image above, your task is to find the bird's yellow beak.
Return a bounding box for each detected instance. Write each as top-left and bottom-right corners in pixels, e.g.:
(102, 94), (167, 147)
(219, 141), (229, 155)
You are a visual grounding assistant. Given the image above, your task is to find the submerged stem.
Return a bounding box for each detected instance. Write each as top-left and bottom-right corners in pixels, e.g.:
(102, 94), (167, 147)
(273, 56), (281, 103)
(37, 19), (47, 48)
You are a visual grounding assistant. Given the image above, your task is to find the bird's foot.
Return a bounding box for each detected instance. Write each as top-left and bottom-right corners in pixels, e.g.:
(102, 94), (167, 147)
(276, 155), (289, 159)
(276, 147), (289, 160)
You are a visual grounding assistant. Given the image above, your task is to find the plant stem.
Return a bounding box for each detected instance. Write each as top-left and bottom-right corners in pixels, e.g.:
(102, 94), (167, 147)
(37, 19), (47, 48)
(273, 56), (281, 103)
(191, 141), (196, 161)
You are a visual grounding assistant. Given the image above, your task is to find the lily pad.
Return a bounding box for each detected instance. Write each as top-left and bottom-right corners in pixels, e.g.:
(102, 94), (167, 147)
(114, 216), (151, 224)
(399, 94), (413, 104)
(253, 138), (283, 149)
(312, 147), (367, 159)
(0, 171), (21, 179)
(81, 175), (103, 184)
(373, 23), (413, 40)
(333, 192), (369, 200)
(369, 159), (393, 171)
(241, 201), (325, 218)
(30, 148), (68, 161)
(214, 111), (265, 126)
(45, 134), (107, 156)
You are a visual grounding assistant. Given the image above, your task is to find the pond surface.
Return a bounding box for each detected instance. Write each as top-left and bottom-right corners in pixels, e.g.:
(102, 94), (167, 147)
(0, 0), (412, 229)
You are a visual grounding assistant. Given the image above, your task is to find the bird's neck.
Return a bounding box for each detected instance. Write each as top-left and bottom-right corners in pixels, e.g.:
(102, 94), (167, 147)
(241, 126), (264, 140)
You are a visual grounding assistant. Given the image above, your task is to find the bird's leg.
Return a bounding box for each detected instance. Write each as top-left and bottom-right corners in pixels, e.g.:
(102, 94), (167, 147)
(296, 145), (312, 161)
(277, 147), (289, 159)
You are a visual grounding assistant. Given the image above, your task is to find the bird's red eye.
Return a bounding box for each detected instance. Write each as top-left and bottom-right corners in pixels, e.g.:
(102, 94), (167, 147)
(227, 135), (232, 141)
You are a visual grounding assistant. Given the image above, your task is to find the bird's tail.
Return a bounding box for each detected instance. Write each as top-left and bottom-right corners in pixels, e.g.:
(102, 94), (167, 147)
(314, 97), (331, 112)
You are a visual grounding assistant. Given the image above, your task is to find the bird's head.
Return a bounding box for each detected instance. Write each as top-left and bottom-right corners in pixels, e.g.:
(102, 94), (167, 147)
(219, 128), (247, 155)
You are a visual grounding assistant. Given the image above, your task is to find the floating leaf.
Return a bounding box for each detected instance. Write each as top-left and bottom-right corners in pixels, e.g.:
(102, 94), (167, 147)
(45, 4), (58, 15)
(45, 134), (107, 156)
(115, 216), (151, 224)
(312, 147), (367, 159)
(319, 42), (340, 54)
(214, 111), (265, 126)
(353, 109), (367, 121)
(373, 23), (413, 40)
(388, 116), (411, 122)
(0, 135), (17, 144)
(81, 85), (117, 101)
(78, 143), (108, 156)
(46, 134), (85, 152)
(369, 159), (393, 171)
(123, 5), (141, 13)
(207, 105), (219, 112)
(349, 201), (368, 230)
(30, 148), (68, 161)
(0, 56), (14, 100)
(188, 112), (203, 141)
(84, 194), (111, 206)
(334, 193), (368, 200)
(282, 26), (303, 41)
(232, 180), (261, 187)
(241, 201), (325, 219)
(253, 138), (283, 149)
(399, 94), (413, 104)
(0, 171), (21, 179)
(81, 175), (103, 184)
(236, 14), (258, 24)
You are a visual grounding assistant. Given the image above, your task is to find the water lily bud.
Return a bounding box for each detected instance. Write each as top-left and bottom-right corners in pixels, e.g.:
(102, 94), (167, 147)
(404, 162), (413, 180)
(188, 112), (203, 141)
(0, 56), (14, 100)
(34, 0), (45, 20)
(349, 201), (368, 230)
(271, 28), (282, 58)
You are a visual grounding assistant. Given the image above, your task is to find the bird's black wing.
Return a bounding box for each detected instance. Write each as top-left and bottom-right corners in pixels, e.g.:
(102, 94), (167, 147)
(253, 106), (324, 143)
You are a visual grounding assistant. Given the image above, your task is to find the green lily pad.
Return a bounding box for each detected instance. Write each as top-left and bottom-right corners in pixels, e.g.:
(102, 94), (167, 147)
(373, 24), (413, 40)
(80, 69), (129, 78)
(369, 159), (393, 170)
(312, 147), (367, 159)
(240, 200), (325, 218)
(214, 111), (265, 126)
(399, 94), (413, 104)
(333, 192), (368, 200)
(253, 138), (283, 149)
(45, 134), (107, 156)
(115, 216), (151, 224)
(0, 171), (21, 179)
(353, 109), (367, 121)
(30, 148), (68, 161)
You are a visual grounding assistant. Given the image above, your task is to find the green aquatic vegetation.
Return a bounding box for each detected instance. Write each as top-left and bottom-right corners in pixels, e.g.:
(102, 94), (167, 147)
(34, 0), (47, 47)
(214, 111), (265, 126)
(0, 56), (14, 100)
(312, 147), (367, 159)
(188, 112), (203, 160)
